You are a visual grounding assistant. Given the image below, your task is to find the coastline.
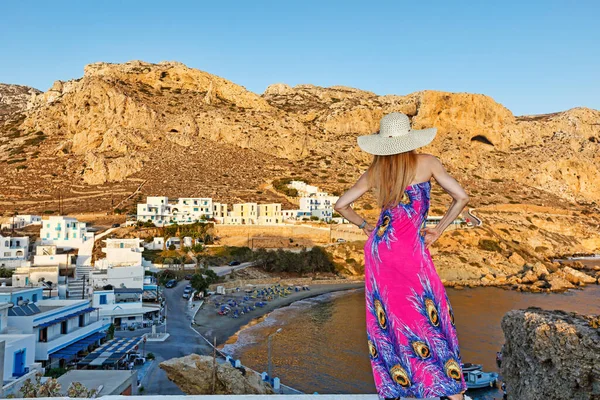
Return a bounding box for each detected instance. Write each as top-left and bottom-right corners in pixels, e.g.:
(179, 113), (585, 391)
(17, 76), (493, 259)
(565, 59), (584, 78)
(193, 281), (365, 349)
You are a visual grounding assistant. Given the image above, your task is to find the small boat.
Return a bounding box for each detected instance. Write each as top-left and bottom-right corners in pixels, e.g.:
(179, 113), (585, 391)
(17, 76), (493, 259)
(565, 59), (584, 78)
(461, 362), (483, 372)
(464, 369), (499, 389)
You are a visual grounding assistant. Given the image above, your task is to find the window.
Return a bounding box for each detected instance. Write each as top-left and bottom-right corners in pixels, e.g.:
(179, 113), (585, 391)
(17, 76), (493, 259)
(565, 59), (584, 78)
(128, 316), (136, 320)
(32, 294), (38, 302)
(99, 294), (107, 305)
(79, 314), (85, 327)
(61, 320), (68, 334)
(3, 252), (10, 257)
(194, 208), (199, 212)
(39, 327), (48, 342)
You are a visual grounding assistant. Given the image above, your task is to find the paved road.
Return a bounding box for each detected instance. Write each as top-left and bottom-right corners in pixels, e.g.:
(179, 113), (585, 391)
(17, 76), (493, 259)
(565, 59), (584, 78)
(466, 208), (483, 226)
(138, 280), (213, 395)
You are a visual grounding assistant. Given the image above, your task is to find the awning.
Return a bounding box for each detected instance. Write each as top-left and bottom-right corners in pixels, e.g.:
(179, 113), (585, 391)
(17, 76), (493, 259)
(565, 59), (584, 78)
(77, 336), (143, 367)
(50, 332), (106, 359)
(35, 307), (97, 328)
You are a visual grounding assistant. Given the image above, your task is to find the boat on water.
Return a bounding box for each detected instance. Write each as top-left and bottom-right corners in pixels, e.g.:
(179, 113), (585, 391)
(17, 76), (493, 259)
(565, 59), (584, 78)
(464, 368), (499, 389)
(461, 362), (483, 372)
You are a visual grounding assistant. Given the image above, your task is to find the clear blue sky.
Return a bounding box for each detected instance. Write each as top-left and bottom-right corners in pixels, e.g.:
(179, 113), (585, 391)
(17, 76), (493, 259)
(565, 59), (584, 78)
(1, 1), (598, 115)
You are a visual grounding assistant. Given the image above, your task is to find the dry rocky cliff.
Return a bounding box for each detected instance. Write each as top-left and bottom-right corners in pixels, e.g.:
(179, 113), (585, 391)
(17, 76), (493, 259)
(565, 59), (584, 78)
(501, 308), (600, 399)
(0, 60), (599, 287)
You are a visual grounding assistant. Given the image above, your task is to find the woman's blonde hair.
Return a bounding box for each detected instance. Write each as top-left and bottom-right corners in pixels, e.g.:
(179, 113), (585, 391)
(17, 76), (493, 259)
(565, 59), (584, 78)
(366, 150), (417, 209)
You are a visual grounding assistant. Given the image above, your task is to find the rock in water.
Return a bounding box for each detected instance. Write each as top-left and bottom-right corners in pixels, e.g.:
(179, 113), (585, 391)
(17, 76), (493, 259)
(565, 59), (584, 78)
(159, 354), (274, 395)
(501, 308), (600, 399)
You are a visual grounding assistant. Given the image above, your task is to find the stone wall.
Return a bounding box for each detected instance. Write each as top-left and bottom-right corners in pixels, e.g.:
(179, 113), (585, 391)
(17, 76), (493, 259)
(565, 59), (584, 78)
(501, 307), (600, 399)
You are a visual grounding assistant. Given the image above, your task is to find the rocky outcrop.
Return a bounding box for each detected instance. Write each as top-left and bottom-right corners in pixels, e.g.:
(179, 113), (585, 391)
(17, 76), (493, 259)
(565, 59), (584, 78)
(0, 83), (41, 117)
(160, 354), (274, 395)
(501, 308), (600, 399)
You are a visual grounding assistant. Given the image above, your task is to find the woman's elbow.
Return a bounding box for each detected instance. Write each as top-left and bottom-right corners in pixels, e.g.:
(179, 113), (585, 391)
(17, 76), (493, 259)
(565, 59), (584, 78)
(459, 195), (470, 205)
(334, 203), (347, 213)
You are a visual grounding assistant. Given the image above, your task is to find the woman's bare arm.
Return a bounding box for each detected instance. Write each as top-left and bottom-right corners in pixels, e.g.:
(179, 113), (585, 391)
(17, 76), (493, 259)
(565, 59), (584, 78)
(333, 172), (375, 233)
(422, 155), (469, 246)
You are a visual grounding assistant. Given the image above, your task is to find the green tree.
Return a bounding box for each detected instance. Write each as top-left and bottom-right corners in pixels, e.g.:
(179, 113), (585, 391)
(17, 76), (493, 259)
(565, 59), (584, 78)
(190, 274), (209, 294)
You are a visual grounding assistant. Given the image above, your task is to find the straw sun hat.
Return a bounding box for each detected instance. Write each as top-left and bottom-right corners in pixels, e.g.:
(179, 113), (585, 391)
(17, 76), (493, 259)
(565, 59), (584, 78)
(357, 112), (437, 155)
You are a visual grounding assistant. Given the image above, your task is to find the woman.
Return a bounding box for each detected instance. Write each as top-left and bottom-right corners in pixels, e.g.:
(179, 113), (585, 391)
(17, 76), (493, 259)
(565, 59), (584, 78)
(334, 113), (471, 400)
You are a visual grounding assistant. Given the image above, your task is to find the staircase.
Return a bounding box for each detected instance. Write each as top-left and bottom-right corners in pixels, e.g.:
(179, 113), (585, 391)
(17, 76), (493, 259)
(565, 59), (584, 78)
(76, 264), (93, 280)
(66, 278), (87, 299)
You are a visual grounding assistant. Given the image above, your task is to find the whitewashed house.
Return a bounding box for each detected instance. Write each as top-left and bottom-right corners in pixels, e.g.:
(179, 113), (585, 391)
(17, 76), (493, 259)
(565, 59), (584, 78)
(92, 289), (159, 329)
(299, 194), (338, 222)
(92, 239), (145, 290)
(173, 197), (213, 223)
(143, 237), (164, 251)
(288, 181), (319, 197)
(0, 236), (29, 269)
(95, 239), (144, 269)
(137, 196), (216, 226)
(40, 216), (90, 250)
(281, 210), (300, 221)
(0, 303), (42, 397)
(5, 293), (108, 368)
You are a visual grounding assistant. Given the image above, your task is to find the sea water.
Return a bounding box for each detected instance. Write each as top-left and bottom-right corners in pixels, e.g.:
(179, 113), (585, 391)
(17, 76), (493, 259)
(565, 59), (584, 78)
(221, 284), (600, 399)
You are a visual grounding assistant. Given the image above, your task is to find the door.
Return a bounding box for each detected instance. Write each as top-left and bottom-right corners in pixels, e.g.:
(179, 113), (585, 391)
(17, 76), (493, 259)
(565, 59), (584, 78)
(13, 349), (25, 377)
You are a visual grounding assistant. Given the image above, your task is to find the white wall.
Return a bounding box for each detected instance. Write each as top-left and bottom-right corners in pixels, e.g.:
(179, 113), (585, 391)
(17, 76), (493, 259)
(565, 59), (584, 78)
(40, 216), (88, 249)
(91, 265), (144, 289)
(0, 335), (36, 381)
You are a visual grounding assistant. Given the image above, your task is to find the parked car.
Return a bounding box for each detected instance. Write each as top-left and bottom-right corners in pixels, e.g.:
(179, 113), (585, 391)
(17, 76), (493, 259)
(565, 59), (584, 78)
(112, 223), (121, 228)
(184, 274), (192, 280)
(336, 238), (346, 243)
(184, 286), (192, 293)
(228, 260), (241, 266)
(182, 292), (190, 299)
(165, 279), (177, 288)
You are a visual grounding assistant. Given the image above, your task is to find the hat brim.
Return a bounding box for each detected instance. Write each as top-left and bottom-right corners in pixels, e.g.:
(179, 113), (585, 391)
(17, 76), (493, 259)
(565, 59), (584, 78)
(356, 128), (437, 155)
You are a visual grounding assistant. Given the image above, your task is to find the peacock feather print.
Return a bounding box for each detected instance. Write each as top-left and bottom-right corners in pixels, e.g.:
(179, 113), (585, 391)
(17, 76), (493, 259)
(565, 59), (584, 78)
(364, 178), (467, 398)
(369, 208), (396, 269)
(406, 272), (465, 396)
(366, 274), (427, 398)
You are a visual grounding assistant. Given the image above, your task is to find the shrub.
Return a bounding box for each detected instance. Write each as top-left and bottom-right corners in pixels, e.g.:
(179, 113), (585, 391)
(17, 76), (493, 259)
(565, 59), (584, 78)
(146, 352), (156, 360)
(168, 244), (176, 251)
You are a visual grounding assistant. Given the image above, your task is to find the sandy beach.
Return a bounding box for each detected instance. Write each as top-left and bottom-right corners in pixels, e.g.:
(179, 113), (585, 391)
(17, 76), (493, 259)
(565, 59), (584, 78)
(193, 281), (365, 349)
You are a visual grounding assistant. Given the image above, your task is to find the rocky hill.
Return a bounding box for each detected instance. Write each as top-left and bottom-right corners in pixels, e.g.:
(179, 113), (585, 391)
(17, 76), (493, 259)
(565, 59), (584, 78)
(0, 83), (41, 118)
(0, 60), (598, 278)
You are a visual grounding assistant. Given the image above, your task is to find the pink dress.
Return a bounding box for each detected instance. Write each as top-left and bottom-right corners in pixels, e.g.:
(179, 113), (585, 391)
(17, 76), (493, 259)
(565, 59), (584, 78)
(364, 181), (467, 399)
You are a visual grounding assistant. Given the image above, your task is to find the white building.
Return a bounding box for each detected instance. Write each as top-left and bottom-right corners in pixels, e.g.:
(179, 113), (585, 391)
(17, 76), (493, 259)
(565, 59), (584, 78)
(91, 265), (145, 290)
(137, 196), (217, 226)
(212, 202), (228, 223)
(298, 194), (338, 222)
(143, 237), (164, 251)
(6, 296), (108, 368)
(173, 197), (213, 223)
(0, 303), (42, 398)
(92, 289), (160, 329)
(281, 210), (300, 221)
(40, 216), (90, 249)
(95, 239), (144, 269)
(288, 181), (319, 197)
(0, 236), (29, 269)
(257, 204), (283, 225)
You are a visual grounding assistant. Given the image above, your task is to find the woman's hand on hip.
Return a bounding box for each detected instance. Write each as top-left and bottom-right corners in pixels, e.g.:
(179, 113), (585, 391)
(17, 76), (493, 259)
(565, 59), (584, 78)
(421, 227), (441, 247)
(363, 223), (375, 236)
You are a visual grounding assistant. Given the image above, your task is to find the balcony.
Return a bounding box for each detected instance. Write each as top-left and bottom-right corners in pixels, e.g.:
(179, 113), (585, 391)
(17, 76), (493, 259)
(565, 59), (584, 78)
(36, 318), (109, 360)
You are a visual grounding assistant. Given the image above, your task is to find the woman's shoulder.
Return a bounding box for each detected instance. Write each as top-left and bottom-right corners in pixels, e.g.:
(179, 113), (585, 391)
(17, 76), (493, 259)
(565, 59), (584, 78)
(416, 153), (441, 164)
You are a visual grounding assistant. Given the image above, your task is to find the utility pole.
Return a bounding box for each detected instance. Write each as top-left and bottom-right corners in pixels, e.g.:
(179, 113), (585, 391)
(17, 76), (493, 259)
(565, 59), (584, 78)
(212, 336), (217, 394)
(82, 274), (86, 300)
